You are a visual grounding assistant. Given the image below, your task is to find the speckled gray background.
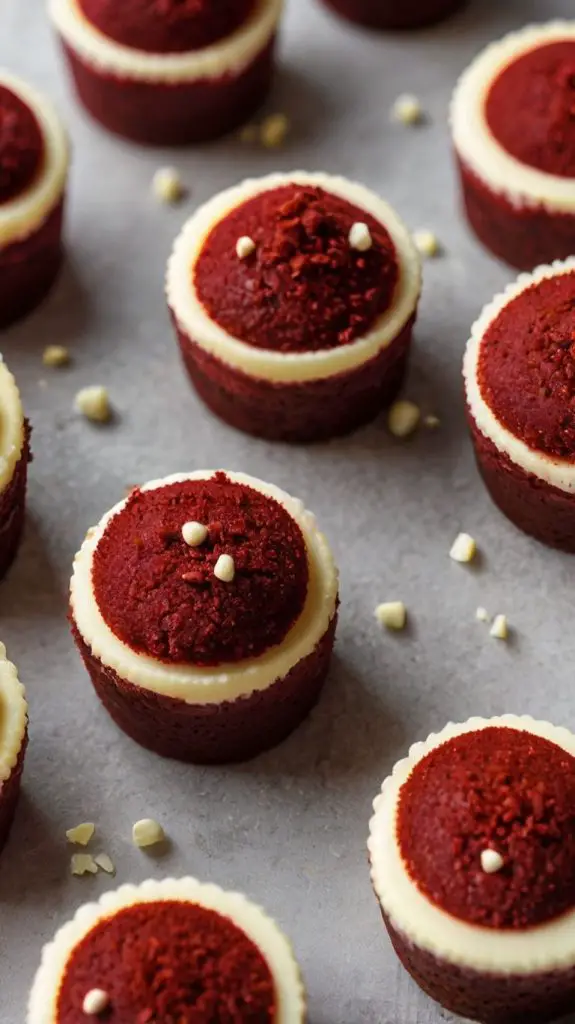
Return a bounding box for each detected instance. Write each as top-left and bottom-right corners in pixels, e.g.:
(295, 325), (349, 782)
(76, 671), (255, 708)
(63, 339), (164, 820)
(1, 0), (574, 1021)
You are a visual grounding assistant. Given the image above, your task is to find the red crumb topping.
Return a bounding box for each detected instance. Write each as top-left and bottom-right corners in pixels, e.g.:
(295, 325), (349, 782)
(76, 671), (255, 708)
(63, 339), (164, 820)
(478, 271), (575, 460)
(0, 85), (43, 205)
(92, 473), (309, 666)
(78, 0), (255, 54)
(56, 900), (276, 1022)
(194, 184), (399, 354)
(397, 726), (575, 930)
(486, 41), (575, 178)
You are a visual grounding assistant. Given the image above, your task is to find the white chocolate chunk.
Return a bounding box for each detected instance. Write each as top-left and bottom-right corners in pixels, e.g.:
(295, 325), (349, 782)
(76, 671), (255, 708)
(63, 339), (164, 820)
(152, 166), (183, 204)
(476, 607), (490, 623)
(43, 344), (70, 367)
(66, 823), (95, 846)
(182, 521), (208, 547)
(94, 853), (115, 875)
(450, 533), (477, 564)
(413, 229), (440, 258)
(260, 112), (290, 148)
(82, 989), (110, 1015)
(71, 853), (98, 876)
(481, 849), (504, 874)
(388, 400), (420, 438)
(391, 93), (423, 125)
(132, 818), (165, 849)
(236, 235), (256, 260)
(490, 615), (508, 640)
(75, 386), (111, 423)
(348, 222), (373, 252)
(375, 602), (407, 631)
(214, 554), (235, 583)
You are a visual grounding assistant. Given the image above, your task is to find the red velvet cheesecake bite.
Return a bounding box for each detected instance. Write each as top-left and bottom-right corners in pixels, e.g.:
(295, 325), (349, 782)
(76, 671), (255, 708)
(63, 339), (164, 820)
(321, 0), (464, 31)
(369, 715), (575, 1024)
(48, 0), (282, 145)
(167, 172), (421, 443)
(452, 22), (575, 271)
(0, 644), (28, 855)
(464, 258), (575, 552)
(27, 876), (306, 1022)
(0, 71), (68, 328)
(0, 358), (30, 578)
(70, 471), (338, 763)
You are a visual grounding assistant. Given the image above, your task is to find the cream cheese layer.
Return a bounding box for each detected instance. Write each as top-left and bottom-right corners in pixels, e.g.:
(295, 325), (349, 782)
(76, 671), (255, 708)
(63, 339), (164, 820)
(0, 357), (25, 495)
(0, 643), (27, 783)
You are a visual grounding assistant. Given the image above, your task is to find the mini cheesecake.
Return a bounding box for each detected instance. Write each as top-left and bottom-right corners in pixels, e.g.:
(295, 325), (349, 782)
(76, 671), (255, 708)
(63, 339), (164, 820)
(167, 171), (421, 443)
(452, 22), (575, 270)
(369, 715), (575, 1024)
(321, 0), (465, 31)
(0, 71), (68, 328)
(0, 358), (30, 578)
(27, 876), (306, 1022)
(49, 0), (282, 145)
(0, 644), (28, 854)
(464, 258), (575, 552)
(70, 470), (339, 763)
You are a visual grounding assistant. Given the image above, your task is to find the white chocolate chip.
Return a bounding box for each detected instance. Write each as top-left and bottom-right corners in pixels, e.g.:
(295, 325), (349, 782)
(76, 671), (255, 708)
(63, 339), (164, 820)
(132, 818), (165, 849)
(476, 607), (490, 623)
(388, 400), (420, 438)
(94, 853), (115, 875)
(348, 222), (373, 252)
(43, 344), (70, 368)
(413, 229), (440, 258)
(481, 849), (504, 874)
(375, 602), (407, 631)
(182, 521), (208, 547)
(391, 93), (423, 125)
(236, 235), (256, 260)
(152, 166), (184, 204)
(450, 533), (477, 564)
(75, 386), (111, 423)
(214, 554), (235, 583)
(490, 614), (508, 640)
(260, 112), (290, 148)
(423, 414), (440, 429)
(82, 989), (110, 1016)
(66, 823), (95, 847)
(71, 853), (98, 876)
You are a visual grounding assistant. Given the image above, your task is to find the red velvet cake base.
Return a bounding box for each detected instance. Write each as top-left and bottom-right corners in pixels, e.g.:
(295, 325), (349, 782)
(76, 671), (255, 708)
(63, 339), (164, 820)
(0, 199), (64, 329)
(468, 411), (575, 552)
(71, 613), (337, 764)
(457, 157), (575, 272)
(175, 315), (415, 443)
(321, 0), (465, 30)
(60, 38), (275, 145)
(0, 736), (27, 855)
(0, 432), (30, 580)
(383, 912), (575, 1024)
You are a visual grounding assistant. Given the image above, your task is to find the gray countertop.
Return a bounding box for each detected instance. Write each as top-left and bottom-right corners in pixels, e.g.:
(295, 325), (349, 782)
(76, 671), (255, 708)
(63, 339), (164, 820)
(1, 0), (574, 1021)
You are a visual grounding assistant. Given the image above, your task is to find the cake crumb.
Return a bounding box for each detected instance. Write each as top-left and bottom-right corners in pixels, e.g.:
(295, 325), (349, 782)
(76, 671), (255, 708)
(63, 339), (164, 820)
(182, 521), (208, 547)
(490, 614), (508, 640)
(94, 853), (115, 876)
(66, 823), (95, 846)
(349, 222), (373, 252)
(413, 229), (441, 258)
(236, 235), (256, 260)
(71, 853), (98, 876)
(152, 166), (184, 204)
(82, 989), (110, 1015)
(214, 554), (235, 583)
(476, 607), (490, 623)
(423, 414), (440, 429)
(132, 818), (165, 849)
(388, 400), (420, 438)
(450, 533), (477, 564)
(75, 386), (111, 423)
(391, 93), (424, 125)
(43, 344), (70, 368)
(481, 849), (504, 874)
(260, 112), (290, 148)
(375, 602), (407, 631)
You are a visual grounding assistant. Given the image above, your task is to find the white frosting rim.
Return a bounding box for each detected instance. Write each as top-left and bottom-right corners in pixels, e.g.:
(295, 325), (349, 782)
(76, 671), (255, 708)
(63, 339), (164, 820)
(166, 171), (421, 384)
(49, 0), (282, 83)
(0, 642), (27, 783)
(451, 21), (575, 213)
(0, 70), (68, 247)
(464, 257), (575, 493)
(70, 471), (339, 704)
(27, 876), (306, 1023)
(369, 715), (575, 975)
(0, 357), (25, 495)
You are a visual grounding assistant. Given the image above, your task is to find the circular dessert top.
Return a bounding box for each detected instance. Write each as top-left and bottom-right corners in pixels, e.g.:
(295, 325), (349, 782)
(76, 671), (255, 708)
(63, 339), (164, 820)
(194, 183), (399, 354)
(91, 472), (309, 667)
(56, 900), (275, 1022)
(77, 0), (256, 54)
(0, 84), (44, 205)
(0, 642), (27, 784)
(0, 357), (26, 494)
(397, 725), (575, 930)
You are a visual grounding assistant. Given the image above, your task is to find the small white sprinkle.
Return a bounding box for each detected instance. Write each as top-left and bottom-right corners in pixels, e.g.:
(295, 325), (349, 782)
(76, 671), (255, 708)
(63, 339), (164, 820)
(236, 236), (256, 260)
(82, 989), (110, 1016)
(391, 93), (423, 125)
(450, 533), (477, 564)
(388, 400), (420, 439)
(260, 112), (290, 148)
(349, 222), (373, 252)
(423, 414), (440, 429)
(413, 229), (440, 258)
(75, 386), (111, 423)
(132, 818), (165, 849)
(214, 553), (235, 583)
(375, 602), (407, 631)
(476, 607), (490, 623)
(182, 521), (208, 547)
(66, 823), (95, 847)
(43, 344), (70, 368)
(71, 853), (98, 876)
(152, 166), (184, 204)
(94, 853), (115, 875)
(490, 614), (508, 641)
(481, 849), (504, 874)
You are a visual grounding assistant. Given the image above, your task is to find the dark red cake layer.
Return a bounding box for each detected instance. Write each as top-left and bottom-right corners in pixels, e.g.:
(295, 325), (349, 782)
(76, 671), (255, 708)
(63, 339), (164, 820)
(486, 41), (575, 178)
(398, 726), (575, 929)
(0, 85), (44, 205)
(78, 0), (255, 54)
(0, 197), (65, 329)
(0, 429), (30, 580)
(321, 0), (464, 30)
(175, 313), (415, 443)
(92, 474), (309, 666)
(57, 900), (275, 1023)
(60, 36), (275, 145)
(195, 184), (398, 354)
(0, 735), (27, 855)
(478, 272), (575, 460)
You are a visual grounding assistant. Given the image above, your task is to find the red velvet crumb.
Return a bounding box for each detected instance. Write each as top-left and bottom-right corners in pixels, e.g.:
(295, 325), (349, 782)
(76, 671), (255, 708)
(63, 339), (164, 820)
(478, 271), (575, 460)
(0, 85), (44, 205)
(78, 0), (256, 54)
(486, 41), (575, 178)
(397, 726), (575, 929)
(92, 473), (309, 666)
(194, 184), (399, 353)
(56, 900), (276, 1022)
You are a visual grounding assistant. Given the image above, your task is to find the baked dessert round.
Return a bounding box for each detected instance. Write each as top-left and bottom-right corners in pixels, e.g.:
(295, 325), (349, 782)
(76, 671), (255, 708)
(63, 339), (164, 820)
(320, 0), (464, 31)
(452, 22), (575, 270)
(0, 643), (28, 855)
(464, 258), (575, 552)
(0, 358), (30, 578)
(70, 470), (339, 763)
(27, 876), (306, 1022)
(48, 0), (282, 145)
(167, 171), (421, 443)
(369, 715), (575, 1024)
(0, 71), (68, 327)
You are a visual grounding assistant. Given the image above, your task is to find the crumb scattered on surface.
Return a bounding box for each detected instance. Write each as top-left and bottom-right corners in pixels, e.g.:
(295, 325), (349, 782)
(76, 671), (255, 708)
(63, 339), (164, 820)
(391, 93), (424, 125)
(375, 601), (407, 631)
(214, 553), (235, 582)
(476, 607), (490, 623)
(450, 533), (477, 564)
(481, 849), (504, 874)
(132, 818), (165, 849)
(75, 385), (111, 423)
(71, 853), (98, 876)
(388, 400), (420, 438)
(413, 229), (440, 258)
(423, 414), (440, 429)
(82, 989), (110, 1015)
(43, 344), (70, 368)
(490, 614), (508, 640)
(236, 235), (256, 260)
(94, 853), (115, 875)
(260, 112), (290, 148)
(348, 222), (372, 252)
(66, 823), (95, 846)
(182, 520), (208, 547)
(152, 166), (184, 204)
